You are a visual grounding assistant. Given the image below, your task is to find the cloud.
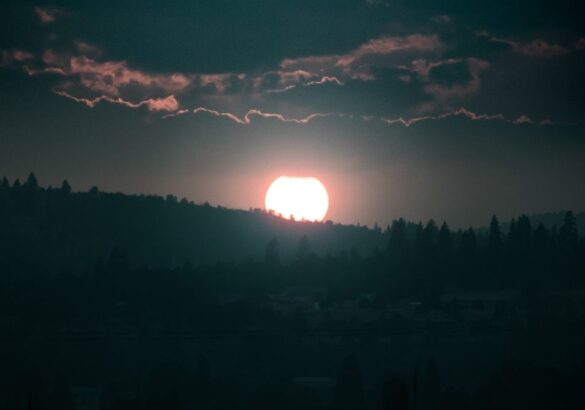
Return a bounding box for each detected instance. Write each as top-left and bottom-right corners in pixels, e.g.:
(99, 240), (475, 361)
(56, 91), (179, 112)
(22, 65), (67, 76)
(489, 36), (570, 57)
(261, 71), (343, 93)
(166, 106), (556, 129)
(72, 41), (102, 57)
(0, 49), (34, 67)
(431, 15), (451, 23)
(576, 38), (585, 50)
(279, 34), (443, 82)
(406, 58), (489, 103)
(34, 6), (66, 24)
(16, 50), (190, 111)
(337, 34), (442, 67)
(424, 58), (489, 100)
(515, 40), (569, 57)
(512, 115), (534, 124)
(380, 107), (558, 127)
(17, 50), (191, 96)
(165, 106), (341, 125)
(67, 56), (192, 96)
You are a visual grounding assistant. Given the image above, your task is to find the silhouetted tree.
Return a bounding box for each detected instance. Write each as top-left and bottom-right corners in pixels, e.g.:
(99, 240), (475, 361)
(145, 362), (194, 410)
(488, 215), (502, 254)
(107, 245), (129, 273)
(383, 374), (408, 410)
(421, 359), (441, 410)
(334, 354), (365, 410)
(60, 179), (71, 194)
(533, 223), (551, 254)
(460, 228), (477, 259)
(388, 218), (409, 267)
(195, 355), (212, 408)
(296, 235), (313, 262)
(516, 215), (532, 254)
(0, 176), (9, 191)
(413, 222), (426, 257)
(559, 211), (578, 253)
(265, 238), (281, 268)
(437, 222), (453, 256)
(24, 172), (38, 190)
(438, 387), (470, 410)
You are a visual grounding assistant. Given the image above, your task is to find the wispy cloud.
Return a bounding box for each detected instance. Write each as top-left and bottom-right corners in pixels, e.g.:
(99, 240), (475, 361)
(165, 107), (341, 125)
(164, 106), (555, 129)
(401, 58), (489, 108)
(72, 40), (102, 57)
(381, 107), (554, 127)
(0, 49), (34, 66)
(262, 72), (343, 93)
(34, 6), (66, 24)
(279, 34), (443, 82)
(431, 15), (451, 23)
(56, 91), (179, 112)
(484, 34), (570, 57)
(423, 58), (489, 100)
(67, 56), (192, 96)
(13, 49), (191, 111)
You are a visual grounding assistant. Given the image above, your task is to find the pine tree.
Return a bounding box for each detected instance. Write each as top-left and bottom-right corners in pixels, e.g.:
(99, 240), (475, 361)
(60, 179), (71, 194)
(383, 374), (408, 410)
(296, 235), (312, 262)
(265, 238), (281, 268)
(334, 354), (365, 410)
(559, 211), (578, 253)
(0, 177), (9, 191)
(488, 215), (502, 254)
(25, 172), (38, 190)
(437, 222), (453, 256)
(388, 218), (409, 264)
(460, 228), (477, 259)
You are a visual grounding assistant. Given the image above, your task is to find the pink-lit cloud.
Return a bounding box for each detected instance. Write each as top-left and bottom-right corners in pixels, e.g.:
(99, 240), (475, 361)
(262, 72), (343, 93)
(0, 49), (34, 66)
(34, 6), (66, 24)
(405, 58), (489, 104)
(512, 115), (534, 124)
(431, 15), (451, 23)
(489, 36), (570, 57)
(199, 73), (246, 93)
(67, 56), (192, 96)
(279, 34), (443, 82)
(56, 91), (179, 112)
(380, 108), (556, 127)
(424, 58), (489, 100)
(72, 40), (102, 57)
(164, 105), (557, 128)
(22, 65), (67, 76)
(167, 107), (340, 125)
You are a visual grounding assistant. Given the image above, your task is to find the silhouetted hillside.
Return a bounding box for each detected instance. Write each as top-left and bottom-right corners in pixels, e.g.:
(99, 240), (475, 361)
(1, 174), (583, 287)
(0, 174), (387, 277)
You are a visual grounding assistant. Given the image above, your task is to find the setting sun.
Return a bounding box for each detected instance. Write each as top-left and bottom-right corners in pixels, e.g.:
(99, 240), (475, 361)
(265, 176), (329, 222)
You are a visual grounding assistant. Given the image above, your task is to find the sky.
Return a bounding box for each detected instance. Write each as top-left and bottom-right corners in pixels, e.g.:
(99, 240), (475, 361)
(1, 0), (584, 228)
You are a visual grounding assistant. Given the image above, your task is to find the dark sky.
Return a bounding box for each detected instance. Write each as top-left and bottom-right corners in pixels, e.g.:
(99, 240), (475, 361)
(1, 0), (584, 227)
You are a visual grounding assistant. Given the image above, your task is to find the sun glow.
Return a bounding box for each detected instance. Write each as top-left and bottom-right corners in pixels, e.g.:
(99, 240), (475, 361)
(265, 176), (329, 222)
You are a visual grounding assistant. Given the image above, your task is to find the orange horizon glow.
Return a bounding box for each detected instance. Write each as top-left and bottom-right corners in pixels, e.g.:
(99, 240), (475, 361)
(265, 176), (329, 222)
